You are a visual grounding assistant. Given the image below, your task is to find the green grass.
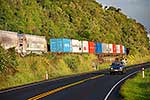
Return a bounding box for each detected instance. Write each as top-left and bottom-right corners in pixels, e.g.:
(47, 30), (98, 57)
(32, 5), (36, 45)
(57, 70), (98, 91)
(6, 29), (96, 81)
(127, 55), (150, 66)
(0, 54), (150, 90)
(120, 69), (150, 100)
(97, 62), (111, 70)
(0, 54), (97, 90)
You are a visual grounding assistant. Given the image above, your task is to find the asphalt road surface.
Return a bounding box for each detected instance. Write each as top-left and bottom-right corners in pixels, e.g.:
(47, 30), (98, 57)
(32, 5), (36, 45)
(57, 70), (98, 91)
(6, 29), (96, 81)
(0, 62), (150, 100)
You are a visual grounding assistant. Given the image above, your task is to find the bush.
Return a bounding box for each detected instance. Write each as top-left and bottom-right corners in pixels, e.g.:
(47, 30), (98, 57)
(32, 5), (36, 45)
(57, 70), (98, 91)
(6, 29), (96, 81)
(63, 55), (80, 72)
(0, 46), (17, 74)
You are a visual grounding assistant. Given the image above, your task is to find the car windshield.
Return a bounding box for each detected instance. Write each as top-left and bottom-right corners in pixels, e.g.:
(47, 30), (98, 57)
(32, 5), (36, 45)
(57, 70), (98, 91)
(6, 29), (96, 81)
(111, 62), (120, 66)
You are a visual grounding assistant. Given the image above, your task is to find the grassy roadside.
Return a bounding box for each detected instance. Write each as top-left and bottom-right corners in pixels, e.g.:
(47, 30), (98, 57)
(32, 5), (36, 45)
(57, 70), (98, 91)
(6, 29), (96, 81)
(0, 54), (150, 90)
(126, 55), (150, 66)
(120, 69), (150, 100)
(0, 54), (97, 90)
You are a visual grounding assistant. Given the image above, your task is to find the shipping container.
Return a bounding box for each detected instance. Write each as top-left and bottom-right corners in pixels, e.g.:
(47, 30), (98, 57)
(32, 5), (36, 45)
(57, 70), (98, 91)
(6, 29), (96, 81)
(50, 38), (71, 53)
(0, 30), (18, 49)
(95, 42), (102, 53)
(102, 43), (109, 53)
(57, 39), (63, 52)
(122, 46), (124, 54)
(24, 34), (47, 53)
(120, 45), (123, 54)
(116, 45), (120, 53)
(0, 30), (47, 55)
(19, 34), (48, 55)
(113, 44), (116, 54)
(71, 39), (82, 53)
(123, 46), (126, 54)
(82, 41), (89, 53)
(50, 39), (58, 52)
(124, 47), (127, 54)
(88, 42), (95, 53)
(63, 39), (72, 52)
(108, 44), (113, 53)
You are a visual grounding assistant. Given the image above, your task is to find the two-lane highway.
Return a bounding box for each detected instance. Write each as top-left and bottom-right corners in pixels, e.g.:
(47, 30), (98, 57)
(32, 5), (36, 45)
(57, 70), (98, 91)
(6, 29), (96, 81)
(0, 62), (150, 100)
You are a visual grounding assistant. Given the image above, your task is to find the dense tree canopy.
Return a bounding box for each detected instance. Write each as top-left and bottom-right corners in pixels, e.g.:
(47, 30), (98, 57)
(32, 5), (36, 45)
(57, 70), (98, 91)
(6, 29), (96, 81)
(0, 0), (149, 55)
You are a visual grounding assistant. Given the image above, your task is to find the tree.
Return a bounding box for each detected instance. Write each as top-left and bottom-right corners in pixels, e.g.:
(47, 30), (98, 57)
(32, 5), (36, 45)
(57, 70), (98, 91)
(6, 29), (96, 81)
(107, 6), (117, 11)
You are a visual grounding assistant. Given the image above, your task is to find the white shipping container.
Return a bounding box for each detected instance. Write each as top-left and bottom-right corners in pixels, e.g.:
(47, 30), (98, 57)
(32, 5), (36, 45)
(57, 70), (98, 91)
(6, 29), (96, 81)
(71, 39), (82, 53)
(122, 46), (125, 54)
(25, 34), (47, 52)
(108, 44), (113, 53)
(82, 41), (89, 53)
(0, 30), (18, 49)
(27, 43), (45, 51)
(102, 43), (109, 53)
(116, 45), (120, 53)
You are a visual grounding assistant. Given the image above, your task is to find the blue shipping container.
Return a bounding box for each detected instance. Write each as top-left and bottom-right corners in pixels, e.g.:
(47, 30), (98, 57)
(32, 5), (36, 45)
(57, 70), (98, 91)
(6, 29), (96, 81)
(50, 39), (58, 52)
(50, 38), (71, 53)
(124, 47), (126, 54)
(95, 42), (102, 53)
(62, 39), (71, 52)
(57, 39), (63, 52)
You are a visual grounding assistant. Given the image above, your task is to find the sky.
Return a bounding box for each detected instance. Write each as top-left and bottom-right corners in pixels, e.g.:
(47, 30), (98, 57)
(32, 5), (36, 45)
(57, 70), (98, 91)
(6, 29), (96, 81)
(96, 0), (150, 32)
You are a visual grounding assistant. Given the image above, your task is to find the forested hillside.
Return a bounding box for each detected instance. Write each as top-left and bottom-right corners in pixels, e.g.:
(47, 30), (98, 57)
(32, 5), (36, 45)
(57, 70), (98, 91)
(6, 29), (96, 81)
(0, 0), (149, 55)
(0, 0), (150, 90)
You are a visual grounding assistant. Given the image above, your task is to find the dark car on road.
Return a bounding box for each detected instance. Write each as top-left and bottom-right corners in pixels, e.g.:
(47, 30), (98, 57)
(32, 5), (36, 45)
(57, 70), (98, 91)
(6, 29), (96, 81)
(110, 62), (126, 75)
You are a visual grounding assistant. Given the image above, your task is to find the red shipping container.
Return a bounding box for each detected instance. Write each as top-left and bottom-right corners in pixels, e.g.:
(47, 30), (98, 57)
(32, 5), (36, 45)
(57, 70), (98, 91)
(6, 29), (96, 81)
(88, 42), (95, 53)
(120, 45), (123, 54)
(113, 44), (116, 54)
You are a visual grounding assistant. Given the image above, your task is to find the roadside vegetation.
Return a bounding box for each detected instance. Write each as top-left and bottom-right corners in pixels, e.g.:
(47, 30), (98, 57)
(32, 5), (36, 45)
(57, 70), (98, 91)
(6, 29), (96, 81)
(127, 55), (150, 66)
(121, 69), (150, 100)
(0, 52), (150, 90)
(0, 0), (150, 90)
(0, 46), (18, 74)
(0, 53), (98, 90)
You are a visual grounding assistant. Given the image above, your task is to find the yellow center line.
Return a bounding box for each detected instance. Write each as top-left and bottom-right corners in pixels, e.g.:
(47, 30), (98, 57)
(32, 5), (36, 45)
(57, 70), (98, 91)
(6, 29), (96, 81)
(28, 74), (104, 100)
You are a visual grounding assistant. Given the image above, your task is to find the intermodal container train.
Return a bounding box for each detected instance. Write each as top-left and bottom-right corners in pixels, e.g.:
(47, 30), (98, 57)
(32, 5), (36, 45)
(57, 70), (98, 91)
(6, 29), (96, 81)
(0, 30), (127, 55)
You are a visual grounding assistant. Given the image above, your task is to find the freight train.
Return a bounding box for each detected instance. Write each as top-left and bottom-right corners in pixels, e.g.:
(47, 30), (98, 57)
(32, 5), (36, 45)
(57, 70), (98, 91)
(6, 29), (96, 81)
(0, 30), (126, 56)
(50, 38), (126, 54)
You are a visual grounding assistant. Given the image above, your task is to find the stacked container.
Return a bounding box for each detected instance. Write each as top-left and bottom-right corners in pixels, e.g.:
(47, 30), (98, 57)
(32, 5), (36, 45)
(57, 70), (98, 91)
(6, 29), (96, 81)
(82, 41), (89, 53)
(50, 38), (71, 53)
(71, 39), (82, 53)
(88, 42), (95, 53)
(95, 42), (102, 54)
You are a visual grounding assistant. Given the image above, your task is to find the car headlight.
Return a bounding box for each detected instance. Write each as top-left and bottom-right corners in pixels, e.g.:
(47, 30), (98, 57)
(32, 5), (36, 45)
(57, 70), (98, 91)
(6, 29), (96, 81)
(120, 67), (123, 70)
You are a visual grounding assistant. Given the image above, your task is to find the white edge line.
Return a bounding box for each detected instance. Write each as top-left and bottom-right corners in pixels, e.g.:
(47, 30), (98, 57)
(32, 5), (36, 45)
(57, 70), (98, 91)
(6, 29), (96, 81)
(104, 70), (139, 100)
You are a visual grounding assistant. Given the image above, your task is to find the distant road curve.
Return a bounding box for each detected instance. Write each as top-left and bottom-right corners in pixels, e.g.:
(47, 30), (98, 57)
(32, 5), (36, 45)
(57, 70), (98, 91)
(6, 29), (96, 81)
(0, 62), (149, 100)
